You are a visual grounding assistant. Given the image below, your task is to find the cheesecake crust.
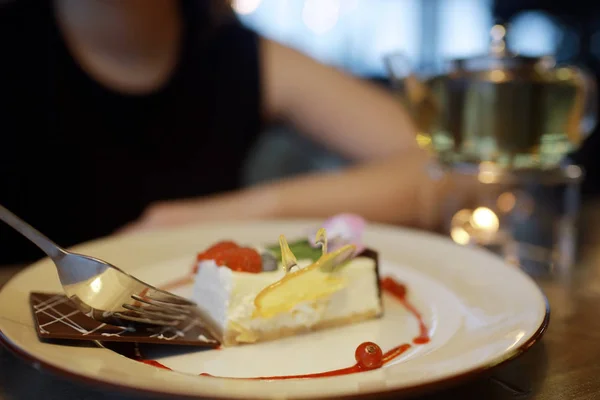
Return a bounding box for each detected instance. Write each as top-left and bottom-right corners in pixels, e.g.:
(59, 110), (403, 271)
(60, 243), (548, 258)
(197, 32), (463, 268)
(223, 308), (382, 346)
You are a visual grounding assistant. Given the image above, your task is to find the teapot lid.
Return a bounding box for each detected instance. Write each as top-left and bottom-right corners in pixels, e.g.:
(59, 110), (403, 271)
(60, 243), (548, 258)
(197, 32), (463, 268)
(446, 24), (557, 75)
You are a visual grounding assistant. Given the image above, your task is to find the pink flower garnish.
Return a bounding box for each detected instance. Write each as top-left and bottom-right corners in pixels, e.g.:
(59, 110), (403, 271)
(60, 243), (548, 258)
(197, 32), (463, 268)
(308, 214), (366, 254)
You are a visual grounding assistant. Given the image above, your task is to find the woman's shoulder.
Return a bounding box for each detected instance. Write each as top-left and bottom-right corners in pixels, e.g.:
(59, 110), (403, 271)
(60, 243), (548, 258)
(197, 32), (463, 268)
(208, 21), (260, 64)
(190, 5), (261, 60)
(182, 10), (262, 90)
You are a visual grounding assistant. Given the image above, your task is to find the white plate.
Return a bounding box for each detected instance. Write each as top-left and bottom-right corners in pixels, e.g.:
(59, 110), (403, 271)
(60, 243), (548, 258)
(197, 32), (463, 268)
(0, 220), (549, 399)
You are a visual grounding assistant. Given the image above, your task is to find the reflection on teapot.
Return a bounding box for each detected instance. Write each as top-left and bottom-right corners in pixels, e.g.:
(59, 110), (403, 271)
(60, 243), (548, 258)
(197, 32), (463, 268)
(385, 26), (597, 170)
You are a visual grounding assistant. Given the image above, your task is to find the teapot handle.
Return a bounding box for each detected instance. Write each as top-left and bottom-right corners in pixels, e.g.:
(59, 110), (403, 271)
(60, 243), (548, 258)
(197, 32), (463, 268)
(574, 66), (598, 136)
(384, 52), (431, 110)
(384, 52), (413, 88)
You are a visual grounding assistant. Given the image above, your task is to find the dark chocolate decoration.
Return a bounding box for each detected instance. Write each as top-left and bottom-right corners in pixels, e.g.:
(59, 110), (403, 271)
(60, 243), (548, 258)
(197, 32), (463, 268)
(29, 292), (220, 347)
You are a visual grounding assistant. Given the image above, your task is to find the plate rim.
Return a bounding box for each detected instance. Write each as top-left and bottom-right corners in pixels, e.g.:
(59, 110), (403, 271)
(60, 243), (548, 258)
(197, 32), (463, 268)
(0, 307), (549, 400)
(0, 221), (551, 399)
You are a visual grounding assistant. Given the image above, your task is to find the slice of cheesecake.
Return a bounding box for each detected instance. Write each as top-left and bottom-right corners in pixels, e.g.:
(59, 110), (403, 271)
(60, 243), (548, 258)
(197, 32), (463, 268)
(191, 225), (383, 346)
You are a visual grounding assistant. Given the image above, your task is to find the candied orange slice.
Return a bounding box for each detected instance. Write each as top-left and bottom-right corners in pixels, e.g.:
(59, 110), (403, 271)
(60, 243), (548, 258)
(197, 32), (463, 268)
(252, 229), (356, 319)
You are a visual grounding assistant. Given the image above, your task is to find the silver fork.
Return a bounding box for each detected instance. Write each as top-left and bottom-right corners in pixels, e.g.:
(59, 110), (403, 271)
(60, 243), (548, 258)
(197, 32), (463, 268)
(0, 204), (197, 329)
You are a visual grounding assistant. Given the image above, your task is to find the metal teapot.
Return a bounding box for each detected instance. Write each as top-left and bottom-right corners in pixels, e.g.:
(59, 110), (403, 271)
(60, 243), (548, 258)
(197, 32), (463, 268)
(385, 26), (598, 170)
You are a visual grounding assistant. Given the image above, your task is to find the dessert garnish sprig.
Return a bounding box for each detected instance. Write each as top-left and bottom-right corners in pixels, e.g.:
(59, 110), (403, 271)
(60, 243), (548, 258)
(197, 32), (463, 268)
(253, 228), (357, 318)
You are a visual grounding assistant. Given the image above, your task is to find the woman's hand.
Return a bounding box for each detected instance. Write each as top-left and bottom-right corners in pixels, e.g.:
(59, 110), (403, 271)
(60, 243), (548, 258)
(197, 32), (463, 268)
(118, 150), (449, 235)
(117, 188), (279, 233)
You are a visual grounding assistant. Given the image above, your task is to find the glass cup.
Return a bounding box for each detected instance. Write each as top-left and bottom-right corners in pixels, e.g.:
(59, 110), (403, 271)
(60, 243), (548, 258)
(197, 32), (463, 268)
(434, 161), (583, 278)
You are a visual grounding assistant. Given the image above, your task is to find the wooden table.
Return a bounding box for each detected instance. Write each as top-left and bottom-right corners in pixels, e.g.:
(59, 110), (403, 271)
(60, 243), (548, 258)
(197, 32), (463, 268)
(2, 207), (600, 400)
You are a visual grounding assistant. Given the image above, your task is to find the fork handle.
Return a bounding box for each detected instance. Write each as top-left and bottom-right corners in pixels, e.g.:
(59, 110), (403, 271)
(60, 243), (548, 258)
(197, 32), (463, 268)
(0, 204), (65, 260)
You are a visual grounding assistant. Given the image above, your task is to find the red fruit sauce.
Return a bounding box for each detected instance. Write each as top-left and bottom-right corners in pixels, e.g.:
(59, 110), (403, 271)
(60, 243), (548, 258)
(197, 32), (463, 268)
(140, 277), (430, 380)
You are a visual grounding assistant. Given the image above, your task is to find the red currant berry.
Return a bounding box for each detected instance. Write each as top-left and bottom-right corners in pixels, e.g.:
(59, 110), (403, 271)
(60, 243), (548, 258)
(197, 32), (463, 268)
(355, 342), (383, 370)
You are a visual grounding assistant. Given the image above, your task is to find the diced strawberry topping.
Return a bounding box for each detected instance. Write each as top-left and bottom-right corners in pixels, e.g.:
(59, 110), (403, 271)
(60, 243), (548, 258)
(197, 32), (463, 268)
(193, 241), (262, 274)
(213, 248), (262, 273)
(193, 241), (240, 273)
(197, 241), (240, 262)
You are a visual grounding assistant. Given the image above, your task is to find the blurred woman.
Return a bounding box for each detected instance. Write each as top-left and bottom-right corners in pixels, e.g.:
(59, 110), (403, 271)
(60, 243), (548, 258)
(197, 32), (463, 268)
(0, 0), (439, 263)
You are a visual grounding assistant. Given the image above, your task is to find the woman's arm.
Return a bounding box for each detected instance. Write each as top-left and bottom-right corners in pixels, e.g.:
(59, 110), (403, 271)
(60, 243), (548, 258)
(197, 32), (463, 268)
(120, 150), (443, 232)
(121, 39), (443, 233)
(261, 39), (420, 161)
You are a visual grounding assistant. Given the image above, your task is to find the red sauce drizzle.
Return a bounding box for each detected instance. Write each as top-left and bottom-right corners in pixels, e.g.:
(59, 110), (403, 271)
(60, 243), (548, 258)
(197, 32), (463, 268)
(140, 359), (171, 370)
(381, 277), (430, 345)
(198, 343), (413, 381)
(143, 277), (429, 379)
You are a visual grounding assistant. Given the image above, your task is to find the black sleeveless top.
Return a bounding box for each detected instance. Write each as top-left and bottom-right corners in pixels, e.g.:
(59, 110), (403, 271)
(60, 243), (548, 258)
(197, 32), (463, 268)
(0, 0), (263, 264)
